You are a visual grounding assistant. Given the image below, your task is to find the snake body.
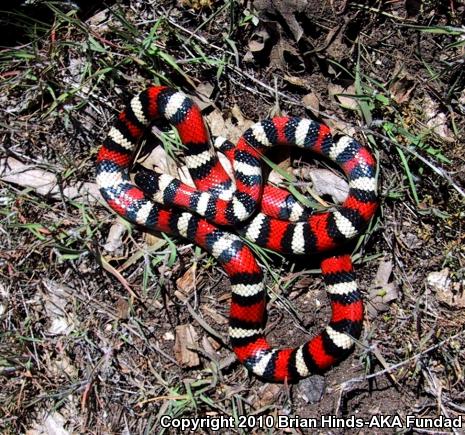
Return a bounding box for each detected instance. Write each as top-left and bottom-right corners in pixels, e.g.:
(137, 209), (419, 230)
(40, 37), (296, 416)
(96, 86), (378, 382)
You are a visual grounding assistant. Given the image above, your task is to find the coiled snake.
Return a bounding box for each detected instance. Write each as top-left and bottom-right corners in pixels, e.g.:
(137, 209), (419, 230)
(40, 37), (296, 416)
(96, 86), (378, 382)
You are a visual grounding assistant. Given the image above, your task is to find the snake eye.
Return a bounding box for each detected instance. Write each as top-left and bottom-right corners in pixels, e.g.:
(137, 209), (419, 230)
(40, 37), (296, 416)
(135, 169), (160, 195)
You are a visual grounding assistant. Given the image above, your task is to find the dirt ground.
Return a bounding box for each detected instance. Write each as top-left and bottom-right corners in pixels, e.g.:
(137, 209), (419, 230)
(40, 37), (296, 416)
(1, 0), (464, 434)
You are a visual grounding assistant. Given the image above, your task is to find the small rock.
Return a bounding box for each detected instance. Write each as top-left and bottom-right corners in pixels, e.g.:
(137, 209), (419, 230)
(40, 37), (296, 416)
(163, 331), (175, 341)
(297, 375), (326, 404)
(426, 269), (451, 293)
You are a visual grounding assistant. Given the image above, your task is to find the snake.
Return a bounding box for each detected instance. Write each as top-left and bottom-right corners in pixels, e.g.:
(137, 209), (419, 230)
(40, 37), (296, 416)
(96, 86), (378, 382)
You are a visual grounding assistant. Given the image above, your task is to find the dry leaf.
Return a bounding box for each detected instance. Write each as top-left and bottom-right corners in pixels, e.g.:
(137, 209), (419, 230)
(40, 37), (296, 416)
(206, 110), (228, 138)
(202, 305), (228, 325)
(176, 264), (197, 295)
(283, 75), (310, 89)
(302, 92), (320, 114)
(174, 324), (200, 367)
(248, 28), (270, 53)
(137, 144), (177, 177)
(43, 280), (75, 336)
(0, 157), (101, 203)
(86, 8), (111, 32)
(48, 318), (72, 336)
(206, 106), (254, 146)
(206, 336), (222, 351)
(193, 82), (215, 111)
(270, 38), (301, 70)
(323, 118), (356, 136)
(427, 269), (451, 293)
(230, 105), (255, 134)
(328, 83), (358, 110)
(304, 168), (349, 204)
(367, 259), (399, 318)
(174, 290), (188, 303)
(136, 144), (196, 187)
(103, 220), (127, 252)
(253, 0), (307, 41)
(255, 384), (282, 407)
(389, 76), (415, 104)
(144, 233), (166, 247)
(115, 296), (129, 320)
(427, 269), (465, 308)
(424, 95), (455, 143)
(243, 50), (255, 63)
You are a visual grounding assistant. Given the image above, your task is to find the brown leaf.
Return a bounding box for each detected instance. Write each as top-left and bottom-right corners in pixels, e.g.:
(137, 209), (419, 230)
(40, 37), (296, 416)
(323, 118), (356, 137)
(255, 384), (282, 407)
(248, 28), (270, 53)
(115, 297), (129, 320)
(192, 82), (215, 111)
(202, 305), (228, 325)
(206, 106), (254, 146)
(43, 280), (75, 336)
(253, 0), (307, 41)
(136, 145), (177, 177)
(176, 264), (197, 295)
(302, 92), (320, 114)
(270, 38), (301, 70)
(283, 74), (311, 89)
(103, 220), (127, 252)
(174, 324), (200, 367)
(389, 76), (415, 104)
(206, 336), (222, 351)
(328, 83), (358, 110)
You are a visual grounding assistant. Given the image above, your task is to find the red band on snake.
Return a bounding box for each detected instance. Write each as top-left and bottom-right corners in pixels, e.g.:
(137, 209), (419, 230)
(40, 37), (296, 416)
(96, 86), (378, 382)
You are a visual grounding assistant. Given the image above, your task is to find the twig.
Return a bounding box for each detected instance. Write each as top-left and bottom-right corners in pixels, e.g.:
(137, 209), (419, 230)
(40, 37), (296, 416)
(341, 329), (465, 388)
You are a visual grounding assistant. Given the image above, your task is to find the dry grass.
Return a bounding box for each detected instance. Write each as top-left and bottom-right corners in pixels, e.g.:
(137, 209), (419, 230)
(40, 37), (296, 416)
(1, 0), (464, 433)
